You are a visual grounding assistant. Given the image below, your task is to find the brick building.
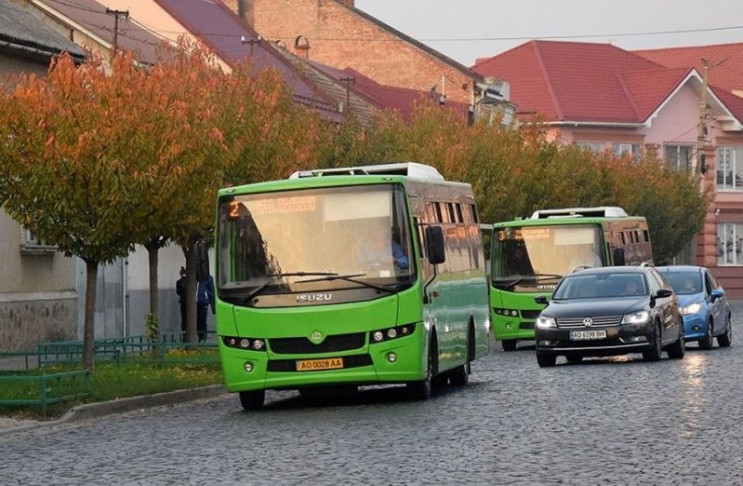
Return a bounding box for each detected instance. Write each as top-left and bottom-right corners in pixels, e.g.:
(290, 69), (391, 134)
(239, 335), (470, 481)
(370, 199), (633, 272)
(226, 0), (514, 122)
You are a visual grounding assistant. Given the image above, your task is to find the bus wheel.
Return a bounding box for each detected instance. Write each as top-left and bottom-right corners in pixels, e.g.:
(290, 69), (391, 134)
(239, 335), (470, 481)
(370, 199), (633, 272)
(501, 340), (517, 352)
(408, 344), (435, 400)
(449, 363), (469, 386)
(239, 390), (265, 410)
(450, 325), (474, 386)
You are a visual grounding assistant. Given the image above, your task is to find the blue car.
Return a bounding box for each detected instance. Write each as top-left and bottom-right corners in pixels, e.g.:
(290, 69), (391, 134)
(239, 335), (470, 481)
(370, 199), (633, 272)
(657, 265), (732, 349)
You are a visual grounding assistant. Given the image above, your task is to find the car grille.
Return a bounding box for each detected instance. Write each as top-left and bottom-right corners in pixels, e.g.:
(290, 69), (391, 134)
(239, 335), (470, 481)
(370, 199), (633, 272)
(269, 332), (366, 354)
(557, 315), (623, 328)
(267, 354), (373, 372)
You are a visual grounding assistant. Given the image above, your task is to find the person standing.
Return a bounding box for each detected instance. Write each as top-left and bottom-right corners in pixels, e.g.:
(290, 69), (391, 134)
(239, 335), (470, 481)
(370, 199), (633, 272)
(175, 267), (187, 339)
(196, 273), (215, 342)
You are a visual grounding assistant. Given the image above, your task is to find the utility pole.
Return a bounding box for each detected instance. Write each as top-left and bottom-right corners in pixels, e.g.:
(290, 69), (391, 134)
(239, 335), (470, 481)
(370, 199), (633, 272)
(241, 36), (262, 58)
(105, 8), (129, 53)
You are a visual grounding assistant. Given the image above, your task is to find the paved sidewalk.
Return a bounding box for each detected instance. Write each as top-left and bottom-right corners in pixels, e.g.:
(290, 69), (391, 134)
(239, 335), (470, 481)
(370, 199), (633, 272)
(0, 384), (228, 436)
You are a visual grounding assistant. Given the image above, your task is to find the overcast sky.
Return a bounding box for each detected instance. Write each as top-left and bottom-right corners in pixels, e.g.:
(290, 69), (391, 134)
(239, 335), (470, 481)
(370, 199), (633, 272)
(354, 0), (743, 66)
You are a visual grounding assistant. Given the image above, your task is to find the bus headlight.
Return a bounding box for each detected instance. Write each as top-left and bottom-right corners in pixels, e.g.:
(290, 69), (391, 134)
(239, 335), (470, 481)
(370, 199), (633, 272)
(222, 336), (268, 352)
(370, 324), (416, 343)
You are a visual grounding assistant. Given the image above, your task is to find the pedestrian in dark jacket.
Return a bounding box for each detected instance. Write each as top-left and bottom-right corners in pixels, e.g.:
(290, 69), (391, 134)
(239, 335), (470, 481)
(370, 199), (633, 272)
(196, 273), (215, 342)
(175, 267), (187, 338)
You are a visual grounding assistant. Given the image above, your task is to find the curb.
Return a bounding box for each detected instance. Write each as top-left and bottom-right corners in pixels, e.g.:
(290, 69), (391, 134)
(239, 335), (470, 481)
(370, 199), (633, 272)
(0, 384), (229, 437)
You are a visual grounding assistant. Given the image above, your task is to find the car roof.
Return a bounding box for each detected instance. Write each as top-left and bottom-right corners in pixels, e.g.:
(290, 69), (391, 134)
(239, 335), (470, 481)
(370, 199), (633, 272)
(655, 265), (704, 273)
(568, 265), (649, 276)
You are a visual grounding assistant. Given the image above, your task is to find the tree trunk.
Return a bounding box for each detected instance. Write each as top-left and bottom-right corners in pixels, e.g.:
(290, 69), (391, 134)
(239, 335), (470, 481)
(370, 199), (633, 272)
(83, 259), (99, 372)
(182, 242), (198, 346)
(147, 244), (159, 322)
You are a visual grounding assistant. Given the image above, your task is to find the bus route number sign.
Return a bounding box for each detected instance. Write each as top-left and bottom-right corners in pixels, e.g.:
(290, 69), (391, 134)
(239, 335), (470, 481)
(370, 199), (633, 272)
(296, 357), (344, 371)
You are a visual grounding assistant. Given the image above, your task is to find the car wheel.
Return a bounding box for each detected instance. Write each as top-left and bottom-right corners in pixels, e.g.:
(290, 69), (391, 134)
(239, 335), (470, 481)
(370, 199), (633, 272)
(239, 390), (265, 410)
(667, 326), (685, 360)
(536, 352), (556, 367)
(501, 340), (517, 352)
(642, 322), (663, 362)
(698, 318), (714, 350)
(718, 314), (732, 347)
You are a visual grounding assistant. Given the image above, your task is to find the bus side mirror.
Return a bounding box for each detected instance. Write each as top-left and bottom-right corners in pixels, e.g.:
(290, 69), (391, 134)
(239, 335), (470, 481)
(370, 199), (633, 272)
(425, 226), (446, 265)
(612, 248), (625, 266)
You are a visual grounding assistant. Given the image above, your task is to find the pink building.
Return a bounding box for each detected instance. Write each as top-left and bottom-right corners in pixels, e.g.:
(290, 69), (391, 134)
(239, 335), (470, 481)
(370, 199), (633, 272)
(474, 40), (743, 297)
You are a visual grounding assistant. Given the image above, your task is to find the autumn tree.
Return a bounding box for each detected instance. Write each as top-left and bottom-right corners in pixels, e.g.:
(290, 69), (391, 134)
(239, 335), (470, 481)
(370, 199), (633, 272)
(0, 54), (160, 370)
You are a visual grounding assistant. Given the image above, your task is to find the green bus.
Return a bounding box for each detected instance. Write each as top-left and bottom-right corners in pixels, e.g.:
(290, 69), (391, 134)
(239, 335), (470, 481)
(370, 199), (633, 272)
(488, 206), (652, 351)
(215, 162), (490, 409)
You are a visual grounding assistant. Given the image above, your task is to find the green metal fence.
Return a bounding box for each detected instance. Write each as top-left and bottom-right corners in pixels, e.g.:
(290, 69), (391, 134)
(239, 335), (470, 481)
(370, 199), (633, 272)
(0, 369), (90, 415)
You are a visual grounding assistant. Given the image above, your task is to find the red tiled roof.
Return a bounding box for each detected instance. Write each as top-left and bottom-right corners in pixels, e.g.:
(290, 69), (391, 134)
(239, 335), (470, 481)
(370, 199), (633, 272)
(635, 43), (743, 93)
(153, 0), (338, 117)
(472, 40), (695, 124)
(308, 61), (469, 120)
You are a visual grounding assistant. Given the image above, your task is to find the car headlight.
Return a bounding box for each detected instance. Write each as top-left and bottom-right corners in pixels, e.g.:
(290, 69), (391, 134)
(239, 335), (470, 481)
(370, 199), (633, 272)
(536, 315), (557, 329)
(622, 310), (650, 325)
(680, 302), (703, 315)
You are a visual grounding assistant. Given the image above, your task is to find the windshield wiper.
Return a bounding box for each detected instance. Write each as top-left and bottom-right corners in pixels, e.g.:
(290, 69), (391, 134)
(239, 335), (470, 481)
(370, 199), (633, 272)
(534, 273), (563, 283)
(296, 273), (394, 294)
(241, 272), (337, 303)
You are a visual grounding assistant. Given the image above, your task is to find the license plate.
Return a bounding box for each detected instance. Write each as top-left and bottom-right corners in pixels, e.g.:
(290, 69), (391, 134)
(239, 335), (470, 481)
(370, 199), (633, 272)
(570, 330), (607, 340)
(296, 357), (344, 371)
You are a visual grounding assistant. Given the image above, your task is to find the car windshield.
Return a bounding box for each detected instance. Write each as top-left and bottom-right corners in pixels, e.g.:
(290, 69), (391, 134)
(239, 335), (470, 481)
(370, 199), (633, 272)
(553, 273), (647, 300)
(663, 271), (702, 295)
(216, 184), (415, 304)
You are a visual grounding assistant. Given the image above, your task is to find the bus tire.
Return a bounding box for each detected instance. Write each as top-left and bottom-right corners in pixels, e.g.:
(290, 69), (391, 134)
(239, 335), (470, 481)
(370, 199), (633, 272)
(408, 340), (436, 400)
(239, 390), (265, 410)
(501, 339), (517, 352)
(450, 324), (475, 386)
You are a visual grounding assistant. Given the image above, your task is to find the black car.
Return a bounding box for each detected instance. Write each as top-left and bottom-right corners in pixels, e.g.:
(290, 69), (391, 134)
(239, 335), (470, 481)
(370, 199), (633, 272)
(534, 265), (685, 367)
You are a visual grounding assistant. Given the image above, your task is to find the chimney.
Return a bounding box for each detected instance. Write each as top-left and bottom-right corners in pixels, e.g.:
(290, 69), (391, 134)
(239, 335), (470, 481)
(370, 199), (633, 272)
(237, 0), (254, 26)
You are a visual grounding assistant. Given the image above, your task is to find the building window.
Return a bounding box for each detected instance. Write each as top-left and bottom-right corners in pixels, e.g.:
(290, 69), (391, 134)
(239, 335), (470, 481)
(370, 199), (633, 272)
(612, 143), (642, 162)
(576, 141), (605, 154)
(717, 223), (743, 266)
(716, 147), (743, 191)
(20, 227), (57, 255)
(664, 144), (693, 172)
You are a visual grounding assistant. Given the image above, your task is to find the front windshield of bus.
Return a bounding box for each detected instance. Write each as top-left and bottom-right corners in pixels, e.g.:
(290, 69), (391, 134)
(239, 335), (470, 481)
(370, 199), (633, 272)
(217, 184), (415, 304)
(491, 224), (603, 291)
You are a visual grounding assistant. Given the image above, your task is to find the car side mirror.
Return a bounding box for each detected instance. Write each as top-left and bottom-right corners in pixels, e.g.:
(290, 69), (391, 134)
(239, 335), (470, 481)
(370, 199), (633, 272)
(655, 288), (673, 299)
(425, 226), (445, 265)
(710, 288), (725, 301)
(534, 295), (549, 305)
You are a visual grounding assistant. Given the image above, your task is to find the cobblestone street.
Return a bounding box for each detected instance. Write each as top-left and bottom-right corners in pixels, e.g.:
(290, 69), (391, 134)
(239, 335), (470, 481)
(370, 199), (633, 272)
(1, 302), (742, 486)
